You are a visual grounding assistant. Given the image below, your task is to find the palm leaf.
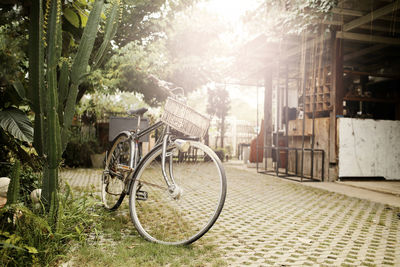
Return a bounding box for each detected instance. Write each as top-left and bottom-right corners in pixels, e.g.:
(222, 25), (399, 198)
(0, 107), (34, 143)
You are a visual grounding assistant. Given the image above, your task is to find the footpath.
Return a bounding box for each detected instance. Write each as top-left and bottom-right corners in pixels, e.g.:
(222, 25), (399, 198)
(61, 164), (400, 266)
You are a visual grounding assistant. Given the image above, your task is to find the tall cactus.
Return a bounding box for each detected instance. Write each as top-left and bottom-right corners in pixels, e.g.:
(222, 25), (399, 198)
(27, 0), (120, 211)
(6, 160), (21, 205)
(29, 0), (45, 157)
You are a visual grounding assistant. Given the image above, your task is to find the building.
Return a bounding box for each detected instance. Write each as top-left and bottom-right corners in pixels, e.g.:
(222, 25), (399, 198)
(233, 0), (400, 181)
(208, 116), (257, 157)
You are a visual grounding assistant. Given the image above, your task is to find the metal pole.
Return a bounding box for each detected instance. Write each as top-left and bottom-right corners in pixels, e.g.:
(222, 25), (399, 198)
(285, 63), (289, 176)
(256, 84), (259, 172)
(301, 33), (308, 182)
(310, 38), (317, 180)
(276, 54), (281, 176)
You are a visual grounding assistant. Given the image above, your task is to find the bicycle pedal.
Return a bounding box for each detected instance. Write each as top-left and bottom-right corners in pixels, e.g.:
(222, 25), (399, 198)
(136, 190), (148, 201)
(117, 164), (133, 172)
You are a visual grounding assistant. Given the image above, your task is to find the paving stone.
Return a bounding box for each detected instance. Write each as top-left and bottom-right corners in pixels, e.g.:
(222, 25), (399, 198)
(60, 165), (400, 266)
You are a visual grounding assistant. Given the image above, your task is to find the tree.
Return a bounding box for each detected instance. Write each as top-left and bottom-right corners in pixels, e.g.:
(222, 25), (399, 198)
(22, 0), (120, 222)
(207, 86), (230, 148)
(0, 5), (36, 166)
(243, 0), (335, 36)
(87, 7), (228, 106)
(89, 40), (170, 106)
(164, 9), (228, 90)
(112, 0), (194, 48)
(0, 0), (197, 215)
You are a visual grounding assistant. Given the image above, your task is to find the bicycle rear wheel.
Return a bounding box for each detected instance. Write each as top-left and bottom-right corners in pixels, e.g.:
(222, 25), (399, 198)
(129, 141), (226, 245)
(102, 132), (130, 210)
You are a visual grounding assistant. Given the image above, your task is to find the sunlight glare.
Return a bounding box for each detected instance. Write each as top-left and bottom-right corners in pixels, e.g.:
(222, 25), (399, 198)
(202, 0), (261, 22)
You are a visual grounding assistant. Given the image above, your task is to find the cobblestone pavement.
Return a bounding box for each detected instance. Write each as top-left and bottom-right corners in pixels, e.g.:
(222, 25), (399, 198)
(61, 166), (400, 266)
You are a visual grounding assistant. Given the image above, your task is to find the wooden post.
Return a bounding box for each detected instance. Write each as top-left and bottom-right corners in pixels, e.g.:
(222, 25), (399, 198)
(264, 67), (273, 162)
(329, 29), (344, 180)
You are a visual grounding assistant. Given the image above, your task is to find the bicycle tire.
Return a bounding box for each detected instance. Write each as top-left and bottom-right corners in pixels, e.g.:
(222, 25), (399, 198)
(101, 132), (131, 210)
(128, 141), (227, 245)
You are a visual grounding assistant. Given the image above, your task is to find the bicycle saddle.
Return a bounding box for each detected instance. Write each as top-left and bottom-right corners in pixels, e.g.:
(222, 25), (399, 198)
(128, 107), (148, 116)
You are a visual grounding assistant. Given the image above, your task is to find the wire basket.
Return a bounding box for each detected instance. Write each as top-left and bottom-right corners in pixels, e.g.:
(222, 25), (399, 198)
(161, 97), (210, 138)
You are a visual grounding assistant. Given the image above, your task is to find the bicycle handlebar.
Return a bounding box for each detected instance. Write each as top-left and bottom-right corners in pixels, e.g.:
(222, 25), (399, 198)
(148, 75), (184, 97)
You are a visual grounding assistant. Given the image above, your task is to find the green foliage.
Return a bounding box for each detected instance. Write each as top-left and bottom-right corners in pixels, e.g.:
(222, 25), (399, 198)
(0, 164), (41, 206)
(93, 1), (120, 68)
(2, 0), (201, 210)
(0, 79), (36, 166)
(64, 7), (83, 28)
(0, 6), (28, 94)
(86, 39), (170, 105)
(0, 228), (40, 267)
(244, 0), (336, 36)
(90, 7), (227, 106)
(70, 201), (225, 267)
(113, 0), (194, 48)
(6, 160), (21, 206)
(19, 166), (42, 204)
(0, 125), (41, 175)
(63, 139), (102, 168)
(207, 87), (230, 119)
(0, 6), (35, 165)
(24, 0), (121, 211)
(207, 87), (230, 148)
(0, 108), (33, 143)
(0, 187), (99, 266)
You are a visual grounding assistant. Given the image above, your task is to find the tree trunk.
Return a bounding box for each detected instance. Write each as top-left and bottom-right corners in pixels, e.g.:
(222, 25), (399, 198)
(205, 129), (209, 146)
(220, 115), (225, 148)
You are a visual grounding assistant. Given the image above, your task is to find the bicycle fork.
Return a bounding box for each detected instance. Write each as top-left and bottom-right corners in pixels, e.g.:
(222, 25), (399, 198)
(160, 133), (190, 200)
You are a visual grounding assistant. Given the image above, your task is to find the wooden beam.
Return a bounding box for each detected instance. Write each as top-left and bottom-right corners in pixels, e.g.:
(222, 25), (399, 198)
(343, 96), (400, 103)
(336, 31), (400, 45)
(377, 15), (400, 22)
(285, 35), (329, 60)
(332, 7), (363, 17)
(343, 0), (400, 31)
(343, 44), (387, 61)
(359, 24), (400, 34)
(319, 19), (343, 26)
(332, 7), (400, 21)
(343, 69), (400, 79)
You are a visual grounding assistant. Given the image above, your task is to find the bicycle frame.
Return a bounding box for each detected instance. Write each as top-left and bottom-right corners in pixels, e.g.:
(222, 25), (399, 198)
(103, 76), (226, 245)
(123, 118), (178, 196)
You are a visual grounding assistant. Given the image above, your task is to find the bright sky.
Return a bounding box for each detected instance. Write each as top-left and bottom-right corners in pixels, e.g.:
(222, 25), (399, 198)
(198, 0), (264, 111)
(201, 0), (261, 22)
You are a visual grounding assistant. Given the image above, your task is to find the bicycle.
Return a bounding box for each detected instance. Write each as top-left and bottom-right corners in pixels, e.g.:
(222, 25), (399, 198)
(101, 76), (227, 245)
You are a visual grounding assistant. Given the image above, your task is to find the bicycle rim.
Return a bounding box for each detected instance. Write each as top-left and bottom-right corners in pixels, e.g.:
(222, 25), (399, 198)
(102, 133), (130, 210)
(129, 141), (226, 245)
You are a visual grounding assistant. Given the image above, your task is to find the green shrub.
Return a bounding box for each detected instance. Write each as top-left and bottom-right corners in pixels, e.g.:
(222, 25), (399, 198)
(0, 184), (99, 266)
(19, 167), (41, 205)
(62, 139), (102, 168)
(6, 160), (21, 205)
(1, 161), (40, 205)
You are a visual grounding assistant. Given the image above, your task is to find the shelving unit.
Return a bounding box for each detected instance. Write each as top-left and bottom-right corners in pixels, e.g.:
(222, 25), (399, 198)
(303, 65), (332, 116)
(343, 96), (399, 103)
(342, 69), (400, 119)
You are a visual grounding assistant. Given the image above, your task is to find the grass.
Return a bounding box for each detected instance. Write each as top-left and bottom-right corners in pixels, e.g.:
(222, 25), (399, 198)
(73, 240), (225, 267)
(65, 195), (226, 267)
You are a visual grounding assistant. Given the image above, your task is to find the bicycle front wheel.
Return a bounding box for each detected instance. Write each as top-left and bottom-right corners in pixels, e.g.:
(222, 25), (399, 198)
(102, 132), (131, 210)
(129, 141), (226, 245)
